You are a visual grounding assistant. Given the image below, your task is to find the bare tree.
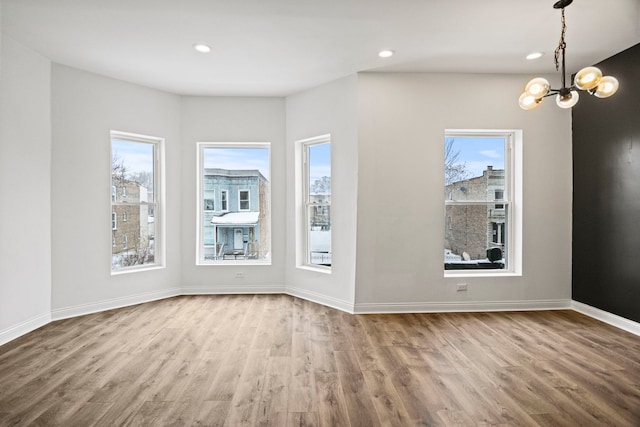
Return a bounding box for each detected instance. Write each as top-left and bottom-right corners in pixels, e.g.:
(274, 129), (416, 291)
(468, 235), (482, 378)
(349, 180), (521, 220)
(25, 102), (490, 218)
(445, 137), (471, 186)
(111, 151), (128, 185)
(310, 176), (331, 194)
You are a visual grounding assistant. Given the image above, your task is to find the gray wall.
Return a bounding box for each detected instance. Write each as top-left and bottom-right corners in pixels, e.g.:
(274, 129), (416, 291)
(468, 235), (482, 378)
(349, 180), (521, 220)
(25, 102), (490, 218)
(355, 72), (573, 311)
(0, 35), (52, 343)
(180, 96), (286, 293)
(572, 43), (640, 322)
(50, 64), (182, 317)
(285, 75), (359, 311)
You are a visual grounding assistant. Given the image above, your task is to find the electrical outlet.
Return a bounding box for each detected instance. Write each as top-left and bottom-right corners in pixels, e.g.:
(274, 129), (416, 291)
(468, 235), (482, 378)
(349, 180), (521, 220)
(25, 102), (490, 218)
(456, 283), (468, 292)
(235, 272), (244, 279)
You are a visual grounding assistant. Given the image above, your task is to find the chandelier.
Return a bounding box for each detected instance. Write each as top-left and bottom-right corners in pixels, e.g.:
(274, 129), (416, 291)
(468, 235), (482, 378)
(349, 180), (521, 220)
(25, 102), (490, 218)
(519, 0), (619, 110)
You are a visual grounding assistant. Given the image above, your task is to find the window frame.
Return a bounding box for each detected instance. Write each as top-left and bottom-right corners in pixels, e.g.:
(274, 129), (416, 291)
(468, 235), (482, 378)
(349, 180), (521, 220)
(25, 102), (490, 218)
(444, 129), (522, 277)
(196, 142), (272, 266)
(297, 134), (332, 272)
(110, 130), (165, 274)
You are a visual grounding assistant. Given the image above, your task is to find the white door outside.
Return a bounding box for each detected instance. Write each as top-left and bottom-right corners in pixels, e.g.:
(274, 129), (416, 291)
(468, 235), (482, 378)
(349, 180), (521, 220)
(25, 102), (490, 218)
(234, 228), (244, 250)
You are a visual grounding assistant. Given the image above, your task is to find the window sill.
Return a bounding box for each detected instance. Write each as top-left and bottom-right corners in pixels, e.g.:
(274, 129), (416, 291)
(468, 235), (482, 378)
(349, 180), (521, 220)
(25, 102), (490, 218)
(445, 270), (521, 278)
(197, 259), (272, 266)
(111, 264), (165, 276)
(297, 264), (332, 275)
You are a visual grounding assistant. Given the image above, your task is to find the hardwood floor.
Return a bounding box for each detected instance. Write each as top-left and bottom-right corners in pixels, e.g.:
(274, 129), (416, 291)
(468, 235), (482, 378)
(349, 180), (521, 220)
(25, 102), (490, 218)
(1, 294), (639, 426)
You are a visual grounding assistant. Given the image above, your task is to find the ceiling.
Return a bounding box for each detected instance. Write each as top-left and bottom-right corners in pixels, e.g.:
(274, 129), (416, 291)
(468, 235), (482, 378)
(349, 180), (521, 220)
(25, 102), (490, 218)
(2, 0), (639, 97)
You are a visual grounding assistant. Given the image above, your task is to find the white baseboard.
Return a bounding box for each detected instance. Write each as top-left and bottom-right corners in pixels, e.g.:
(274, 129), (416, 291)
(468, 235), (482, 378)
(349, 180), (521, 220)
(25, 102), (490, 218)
(181, 284), (286, 295)
(572, 300), (640, 337)
(51, 287), (181, 321)
(0, 312), (51, 346)
(286, 286), (355, 313)
(354, 299), (572, 314)
(6, 291), (639, 348)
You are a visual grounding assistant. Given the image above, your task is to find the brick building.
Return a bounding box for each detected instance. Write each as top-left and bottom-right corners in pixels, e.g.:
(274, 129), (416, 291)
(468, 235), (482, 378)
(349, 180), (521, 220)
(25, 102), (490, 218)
(445, 166), (505, 261)
(111, 180), (153, 267)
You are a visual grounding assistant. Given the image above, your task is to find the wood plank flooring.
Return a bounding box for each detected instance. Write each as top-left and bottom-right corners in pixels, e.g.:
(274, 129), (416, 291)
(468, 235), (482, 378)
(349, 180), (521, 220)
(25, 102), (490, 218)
(1, 294), (639, 426)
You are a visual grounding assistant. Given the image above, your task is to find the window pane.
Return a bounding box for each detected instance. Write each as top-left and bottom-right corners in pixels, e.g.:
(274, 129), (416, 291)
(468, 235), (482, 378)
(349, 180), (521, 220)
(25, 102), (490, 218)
(444, 204), (507, 270)
(308, 143), (331, 202)
(445, 136), (505, 202)
(201, 146), (271, 263)
(306, 141), (331, 267)
(308, 205), (331, 266)
(111, 137), (158, 271)
(111, 139), (155, 203)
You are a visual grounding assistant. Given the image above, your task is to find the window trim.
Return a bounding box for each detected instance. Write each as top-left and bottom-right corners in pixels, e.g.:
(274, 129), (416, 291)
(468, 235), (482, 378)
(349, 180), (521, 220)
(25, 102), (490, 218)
(110, 130), (165, 275)
(297, 134), (332, 272)
(444, 129), (522, 277)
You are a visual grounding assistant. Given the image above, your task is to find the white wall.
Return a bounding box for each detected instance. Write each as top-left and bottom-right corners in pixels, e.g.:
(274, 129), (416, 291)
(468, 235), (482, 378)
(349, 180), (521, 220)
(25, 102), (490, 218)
(355, 72), (573, 312)
(0, 35), (52, 343)
(180, 97), (286, 293)
(50, 64), (182, 317)
(285, 75), (359, 311)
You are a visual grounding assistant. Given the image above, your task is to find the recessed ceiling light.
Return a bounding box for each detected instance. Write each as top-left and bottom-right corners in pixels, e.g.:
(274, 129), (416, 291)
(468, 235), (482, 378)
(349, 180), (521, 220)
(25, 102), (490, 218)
(193, 44), (212, 53)
(526, 52), (544, 60)
(378, 49), (394, 58)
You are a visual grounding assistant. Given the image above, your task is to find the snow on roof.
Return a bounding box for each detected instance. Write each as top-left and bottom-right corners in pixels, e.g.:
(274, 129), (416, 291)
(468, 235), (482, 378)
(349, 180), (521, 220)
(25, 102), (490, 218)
(211, 211), (260, 226)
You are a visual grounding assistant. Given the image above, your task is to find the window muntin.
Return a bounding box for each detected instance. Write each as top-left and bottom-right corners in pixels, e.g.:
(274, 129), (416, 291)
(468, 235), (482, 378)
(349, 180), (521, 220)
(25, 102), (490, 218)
(302, 136), (331, 269)
(197, 143), (271, 264)
(110, 131), (163, 272)
(444, 131), (515, 273)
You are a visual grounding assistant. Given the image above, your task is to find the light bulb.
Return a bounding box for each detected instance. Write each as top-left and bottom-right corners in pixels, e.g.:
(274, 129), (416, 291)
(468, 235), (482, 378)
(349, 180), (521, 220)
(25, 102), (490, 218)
(525, 77), (550, 98)
(574, 67), (602, 90)
(519, 92), (541, 110)
(594, 76), (619, 98)
(193, 44), (212, 53)
(556, 90), (579, 108)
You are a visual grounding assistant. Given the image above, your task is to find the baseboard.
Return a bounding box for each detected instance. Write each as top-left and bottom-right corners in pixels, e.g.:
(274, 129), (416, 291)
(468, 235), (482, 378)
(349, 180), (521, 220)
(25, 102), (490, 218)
(571, 300), (640, 337)
(51, 287), (182, 321)
(181, 284), (286, 295)
(0, 312), (51, 346)
(354, 299), (572, 314)
(286, 286), (355, 313)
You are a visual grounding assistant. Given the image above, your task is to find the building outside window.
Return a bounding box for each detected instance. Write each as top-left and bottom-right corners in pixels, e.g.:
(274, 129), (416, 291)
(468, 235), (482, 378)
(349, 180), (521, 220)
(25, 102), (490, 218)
(197, 143), (271, 264)
(444, 130), (520, 272)
(299, 135), (331, 269)
(110, 131), (163, 272)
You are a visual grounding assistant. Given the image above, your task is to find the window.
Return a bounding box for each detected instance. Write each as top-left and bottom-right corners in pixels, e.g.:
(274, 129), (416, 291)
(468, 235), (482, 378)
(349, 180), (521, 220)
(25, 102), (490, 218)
(111, 131), (163, 272)
(299, 135), (331, 269)
(495, 189), (504, 209)
(197, 143), (271, 264)
(221, 190), (228, 211)
(444, 130), (521, 273)
(238, 190), (250, 211)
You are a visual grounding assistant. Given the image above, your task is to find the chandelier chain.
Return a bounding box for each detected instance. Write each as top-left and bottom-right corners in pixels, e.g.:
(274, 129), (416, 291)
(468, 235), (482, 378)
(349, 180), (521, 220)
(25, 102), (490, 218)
(554, 8), (567, 71)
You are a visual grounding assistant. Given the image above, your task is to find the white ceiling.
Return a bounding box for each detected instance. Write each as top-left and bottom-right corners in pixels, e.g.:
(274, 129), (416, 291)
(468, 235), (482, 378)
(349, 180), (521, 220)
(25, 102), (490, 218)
(2, 0), (639, 96)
